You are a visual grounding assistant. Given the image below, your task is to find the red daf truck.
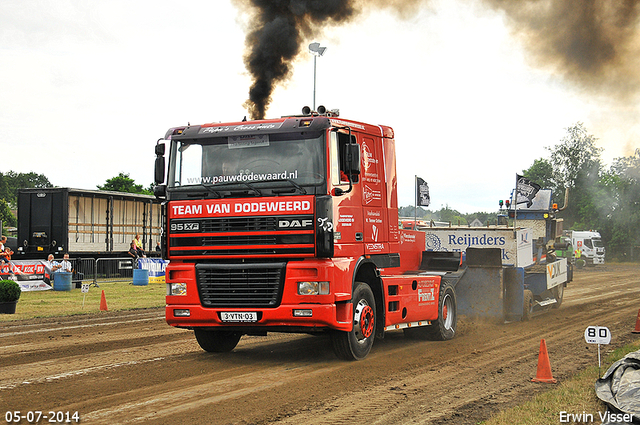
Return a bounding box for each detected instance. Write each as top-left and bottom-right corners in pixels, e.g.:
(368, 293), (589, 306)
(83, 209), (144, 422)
(153, 108), (521, 360)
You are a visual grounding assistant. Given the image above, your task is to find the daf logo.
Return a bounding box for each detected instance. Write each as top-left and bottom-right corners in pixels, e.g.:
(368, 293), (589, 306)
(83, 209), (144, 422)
(278, 219), (313, 229)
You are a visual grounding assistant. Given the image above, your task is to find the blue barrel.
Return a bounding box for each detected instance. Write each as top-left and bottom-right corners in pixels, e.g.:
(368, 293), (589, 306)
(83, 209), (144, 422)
(133, 268), (149, 286)
(53, 272), (73, 291)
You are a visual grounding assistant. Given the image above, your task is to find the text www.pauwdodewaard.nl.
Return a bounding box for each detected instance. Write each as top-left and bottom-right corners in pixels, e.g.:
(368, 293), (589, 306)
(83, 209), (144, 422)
(186, 170), (298, 185)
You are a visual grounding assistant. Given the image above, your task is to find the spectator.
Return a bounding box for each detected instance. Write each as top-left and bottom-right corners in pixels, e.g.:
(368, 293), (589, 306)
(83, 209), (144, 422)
(133, 234), (146, 258)
(155, 242), (161, 252)
(128, 241), (140, 267)
(44, 254), (55, 285)
(3, 245), (13, 261)
(52, 253), (72, 273)
(0, 236), (8, 264)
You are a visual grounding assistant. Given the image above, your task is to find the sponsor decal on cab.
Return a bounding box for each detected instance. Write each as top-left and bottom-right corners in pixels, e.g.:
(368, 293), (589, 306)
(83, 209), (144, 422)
(170, 196), (314, 218)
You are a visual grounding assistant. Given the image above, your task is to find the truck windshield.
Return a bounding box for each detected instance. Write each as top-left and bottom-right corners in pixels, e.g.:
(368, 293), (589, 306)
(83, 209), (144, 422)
(168, 132), (325, 192)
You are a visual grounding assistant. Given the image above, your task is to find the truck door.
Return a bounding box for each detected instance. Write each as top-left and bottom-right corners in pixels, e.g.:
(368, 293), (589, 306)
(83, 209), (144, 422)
(330, 131), (364, 251)
(360, 136), (388, 253)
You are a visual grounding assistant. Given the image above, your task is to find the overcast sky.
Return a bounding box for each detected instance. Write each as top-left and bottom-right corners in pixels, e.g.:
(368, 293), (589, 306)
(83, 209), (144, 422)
(1, 0), (638, 213)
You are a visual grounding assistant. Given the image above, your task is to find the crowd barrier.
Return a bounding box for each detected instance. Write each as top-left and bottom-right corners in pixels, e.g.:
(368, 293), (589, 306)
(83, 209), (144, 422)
(8, 257), (167, 291)
(68, 257), (167, 287)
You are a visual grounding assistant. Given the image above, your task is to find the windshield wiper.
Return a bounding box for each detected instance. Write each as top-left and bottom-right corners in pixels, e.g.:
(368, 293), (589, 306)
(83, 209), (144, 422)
(209, 181), (262, 196)
(173, 184), (223, 198)
(261, 178), (307, 194)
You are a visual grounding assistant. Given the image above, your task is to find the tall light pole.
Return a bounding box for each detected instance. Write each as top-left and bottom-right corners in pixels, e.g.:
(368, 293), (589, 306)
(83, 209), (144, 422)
(309, 42), (326, 111)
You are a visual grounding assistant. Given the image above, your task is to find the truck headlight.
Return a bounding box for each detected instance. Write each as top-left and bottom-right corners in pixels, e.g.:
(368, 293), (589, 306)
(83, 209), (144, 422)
(168, 282), (187, 296)
(297, 281), (329, 295)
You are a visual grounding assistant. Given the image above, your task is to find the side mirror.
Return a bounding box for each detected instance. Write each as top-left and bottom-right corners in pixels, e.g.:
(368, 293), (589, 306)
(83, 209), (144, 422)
(345, 143), (360, 177)
(154, 141), (166, 185)
(154, 156), (165, 184)
(154, 184), (166, 198)
(155, 143), (165, 156)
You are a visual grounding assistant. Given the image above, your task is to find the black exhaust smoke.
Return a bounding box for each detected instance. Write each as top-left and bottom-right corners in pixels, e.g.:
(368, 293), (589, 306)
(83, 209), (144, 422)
(234, 0), (640, 120)
(233, 0), (358, 120)
(484, 0), (640, 100)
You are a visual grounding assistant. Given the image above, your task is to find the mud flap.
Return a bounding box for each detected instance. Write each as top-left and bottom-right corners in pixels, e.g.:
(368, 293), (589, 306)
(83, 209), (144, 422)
(454, 248), (505, 320)
(503, 267), (524, 322)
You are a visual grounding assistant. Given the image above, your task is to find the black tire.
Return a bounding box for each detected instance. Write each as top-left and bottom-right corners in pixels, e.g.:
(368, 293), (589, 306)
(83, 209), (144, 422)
(404, 283), (457, 340)
(522, 289), (534, 321)
(194, 329), (242, 353)
(430, 283), (458, 340)
(551, 284), (564, 309)
(331, 282), (376, 360)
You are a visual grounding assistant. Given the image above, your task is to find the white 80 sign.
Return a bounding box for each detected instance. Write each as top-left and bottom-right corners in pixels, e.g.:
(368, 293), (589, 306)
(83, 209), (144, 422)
(584, 326), (611, 345)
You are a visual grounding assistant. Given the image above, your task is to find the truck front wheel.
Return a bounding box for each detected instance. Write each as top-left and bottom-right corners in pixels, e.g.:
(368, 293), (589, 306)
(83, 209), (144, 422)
(331, 282), (376, 360)
(194, 329), (242, 353)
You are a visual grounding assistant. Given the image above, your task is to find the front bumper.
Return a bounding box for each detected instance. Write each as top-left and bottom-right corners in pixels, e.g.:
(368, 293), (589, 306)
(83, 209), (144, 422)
(166, 302), (353, 332)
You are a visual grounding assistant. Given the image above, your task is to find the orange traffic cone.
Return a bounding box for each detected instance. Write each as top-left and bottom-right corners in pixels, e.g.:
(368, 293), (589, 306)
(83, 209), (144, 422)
(532, 339), (557, 383)
(100, 290), (108, 311)
(632, 309), (640, 334)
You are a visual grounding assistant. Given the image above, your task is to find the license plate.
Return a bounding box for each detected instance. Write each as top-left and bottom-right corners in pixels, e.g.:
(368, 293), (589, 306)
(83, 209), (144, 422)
(220, 312), (258, 322)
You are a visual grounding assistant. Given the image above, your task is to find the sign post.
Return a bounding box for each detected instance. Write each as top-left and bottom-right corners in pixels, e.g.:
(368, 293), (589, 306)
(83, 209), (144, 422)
(584, 326), (611, 374)
(81, 283), (90, 309)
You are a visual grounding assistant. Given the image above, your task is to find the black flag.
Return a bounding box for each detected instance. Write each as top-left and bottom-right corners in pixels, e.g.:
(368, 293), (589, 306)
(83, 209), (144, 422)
(416, 177), (430, 207)
(516, 174), (541, 208)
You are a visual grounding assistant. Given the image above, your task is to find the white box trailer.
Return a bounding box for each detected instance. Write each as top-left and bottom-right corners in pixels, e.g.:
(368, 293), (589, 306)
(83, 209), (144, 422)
(17, 188), (162, 258)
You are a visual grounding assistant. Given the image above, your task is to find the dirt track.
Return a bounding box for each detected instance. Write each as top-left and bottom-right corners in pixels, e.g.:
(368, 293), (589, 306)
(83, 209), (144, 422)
(1, 264), (639, 425)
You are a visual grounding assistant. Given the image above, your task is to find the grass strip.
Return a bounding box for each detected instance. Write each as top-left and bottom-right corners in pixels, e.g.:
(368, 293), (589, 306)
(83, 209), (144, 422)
(482, 339), (640, 425)
(0, 280), (165, 321)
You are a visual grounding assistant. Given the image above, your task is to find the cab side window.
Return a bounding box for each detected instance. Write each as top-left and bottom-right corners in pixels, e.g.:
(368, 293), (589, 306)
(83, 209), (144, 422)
(330, 131), (359, 185)
(338, 132), (359, 183)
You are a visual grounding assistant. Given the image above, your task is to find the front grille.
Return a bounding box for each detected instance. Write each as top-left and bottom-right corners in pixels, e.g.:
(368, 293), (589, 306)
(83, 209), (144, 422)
(201, 217), (277, 232)
(170, 214), (315, 258)
(174, 234), (314, 246)
(196, 263), (285, 308)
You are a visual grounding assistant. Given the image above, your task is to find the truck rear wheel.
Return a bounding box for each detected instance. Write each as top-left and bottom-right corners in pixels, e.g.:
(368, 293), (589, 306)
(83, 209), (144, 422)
(404, 284), (457, 341)
(551, 284), (564, 309)
(331, 282), (376, 361)
(522, 289), (534, 321)
(194, 329), (242, 353)
(427, 284), (457, 340)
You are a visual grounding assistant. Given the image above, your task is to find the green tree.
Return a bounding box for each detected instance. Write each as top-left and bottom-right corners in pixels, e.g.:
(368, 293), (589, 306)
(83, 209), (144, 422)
(0, 171), (53, 206)
(523, 158), (556, 193)
(549, 123), (603, 189)
(0, 199), (16, 233)
(98, 173), (152, 195)
(597, 149), (640, 260)
(398, 206), (431, 218)
(437, 206), (467, 225)
(463, 211), (498, 226)
(546, 123), (604, 229)
(522, 123), (639, 261)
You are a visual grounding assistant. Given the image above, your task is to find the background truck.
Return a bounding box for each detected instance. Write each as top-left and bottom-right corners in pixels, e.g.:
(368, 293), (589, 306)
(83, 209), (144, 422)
(564, 230), (605, 266)
(153, 108), (561, 360)
(17, 188), (161, 259)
